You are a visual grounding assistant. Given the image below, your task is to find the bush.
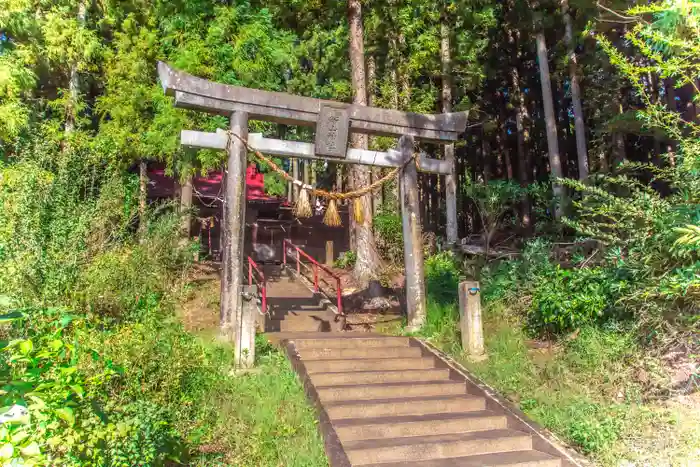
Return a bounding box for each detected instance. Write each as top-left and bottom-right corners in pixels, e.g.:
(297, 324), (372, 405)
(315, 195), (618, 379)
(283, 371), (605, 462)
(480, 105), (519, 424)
(462, 179), (525, 254)
(374, 211), (403, 264)
(0, 154), (202, 465)
(424, 251), (461, 305)
(481, 239), (634, 336)
(0, 311), (185, 466)
(76, 212), (195, 321)
(528, 265), (629, 335)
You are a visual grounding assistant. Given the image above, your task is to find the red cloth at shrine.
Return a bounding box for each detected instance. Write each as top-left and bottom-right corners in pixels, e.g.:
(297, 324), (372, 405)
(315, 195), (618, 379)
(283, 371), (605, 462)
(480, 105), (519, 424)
(246, 165), (266, 199)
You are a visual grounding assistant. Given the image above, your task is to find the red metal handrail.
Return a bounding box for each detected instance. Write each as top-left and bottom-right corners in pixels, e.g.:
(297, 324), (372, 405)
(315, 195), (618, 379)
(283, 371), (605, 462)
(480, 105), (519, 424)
(282, 239), (344, 315)
(247, 256), (267, 314)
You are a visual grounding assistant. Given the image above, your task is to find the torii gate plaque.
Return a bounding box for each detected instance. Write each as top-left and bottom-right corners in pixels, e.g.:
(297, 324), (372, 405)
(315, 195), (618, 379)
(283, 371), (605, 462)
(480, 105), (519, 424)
(157, 62), (467, 368)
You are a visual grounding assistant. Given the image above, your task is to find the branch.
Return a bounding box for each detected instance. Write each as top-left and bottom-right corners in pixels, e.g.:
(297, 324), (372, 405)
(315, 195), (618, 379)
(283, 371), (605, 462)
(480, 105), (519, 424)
(596, 2), (642, 22)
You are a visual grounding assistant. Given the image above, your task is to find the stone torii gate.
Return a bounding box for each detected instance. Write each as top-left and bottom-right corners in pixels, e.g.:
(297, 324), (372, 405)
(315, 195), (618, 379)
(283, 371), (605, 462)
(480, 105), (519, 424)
(157, 62), (467, 367)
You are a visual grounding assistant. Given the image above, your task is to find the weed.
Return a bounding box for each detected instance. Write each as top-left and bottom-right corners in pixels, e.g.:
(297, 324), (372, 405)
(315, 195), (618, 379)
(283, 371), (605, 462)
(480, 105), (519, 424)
(334, 250), (357, 269)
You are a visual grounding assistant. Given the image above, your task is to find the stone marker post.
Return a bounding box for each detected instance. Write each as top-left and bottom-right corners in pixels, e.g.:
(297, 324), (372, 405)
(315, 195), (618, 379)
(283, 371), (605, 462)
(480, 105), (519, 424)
(399, 135), (427, 331)
(459, 280), (485, 357)
(237, 285), (258, 368)
(325, 240), (334, 266)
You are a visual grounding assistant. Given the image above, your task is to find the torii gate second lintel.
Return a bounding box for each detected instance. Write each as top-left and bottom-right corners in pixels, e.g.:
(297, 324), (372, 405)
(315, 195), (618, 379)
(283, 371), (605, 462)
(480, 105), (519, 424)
(157, 62), (465, 368)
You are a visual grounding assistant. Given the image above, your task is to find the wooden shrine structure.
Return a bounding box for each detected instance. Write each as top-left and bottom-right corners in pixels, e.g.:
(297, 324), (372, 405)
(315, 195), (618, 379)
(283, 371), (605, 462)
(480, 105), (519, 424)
(157, 62), (467, 367)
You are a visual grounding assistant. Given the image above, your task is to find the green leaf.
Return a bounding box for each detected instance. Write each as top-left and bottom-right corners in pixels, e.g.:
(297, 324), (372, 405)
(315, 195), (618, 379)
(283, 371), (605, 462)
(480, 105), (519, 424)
(59, 366), (77, 377)
(0, 311), (22, 323)
(0, 296), (13, 308)
(20, 442), (40, 457)
(55, 407), (75, 426)
(70, 385), (85, 399)
(49, 339), (63, 351)
(18, 340), (33, 355)
(10, 430), (29, 444)
(60, 315), (74, 328)
(0, 443), (14, 459)
(26, 396), (46, 409)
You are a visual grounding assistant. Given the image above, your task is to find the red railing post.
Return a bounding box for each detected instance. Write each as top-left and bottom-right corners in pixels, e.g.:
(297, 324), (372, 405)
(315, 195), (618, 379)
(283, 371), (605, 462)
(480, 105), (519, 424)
(247, 256), (268, 315)
(283, 240), (287, 267)
(283, 240), (344, 317)
(261, 284), (267, 314)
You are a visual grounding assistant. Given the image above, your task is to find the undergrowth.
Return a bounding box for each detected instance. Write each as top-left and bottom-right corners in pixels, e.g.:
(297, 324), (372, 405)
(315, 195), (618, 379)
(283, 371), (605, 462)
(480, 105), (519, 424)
(0, 157), (326, 466)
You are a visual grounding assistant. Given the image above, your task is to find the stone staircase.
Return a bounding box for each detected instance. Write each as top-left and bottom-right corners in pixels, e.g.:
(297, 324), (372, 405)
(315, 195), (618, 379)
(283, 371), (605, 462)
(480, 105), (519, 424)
(277, 334), (581, 467)
(262, 265), (340, 333)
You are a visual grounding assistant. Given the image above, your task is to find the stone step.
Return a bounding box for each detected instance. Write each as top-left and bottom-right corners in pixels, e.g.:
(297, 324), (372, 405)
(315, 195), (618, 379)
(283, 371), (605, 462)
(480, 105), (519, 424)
(364, 450), (561, 467)
(310, 368), (450, 386)
(304, 357), (436, 374)
(268, 307), (328, 319)
(333, 410), (508, 441)
(271, 319), (324, 333)
(325, 395), (486, 420)
(300, 346), (423, 360)
(271, 314), (336, 333)
(316, 380), (466, 403)
(343, 429), (533, 465)
(293, 337), (410, 349)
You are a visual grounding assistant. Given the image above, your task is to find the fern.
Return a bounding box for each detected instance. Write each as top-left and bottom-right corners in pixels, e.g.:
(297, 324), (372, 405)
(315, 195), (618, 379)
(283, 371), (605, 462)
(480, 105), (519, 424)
(674, 224), (700, 248)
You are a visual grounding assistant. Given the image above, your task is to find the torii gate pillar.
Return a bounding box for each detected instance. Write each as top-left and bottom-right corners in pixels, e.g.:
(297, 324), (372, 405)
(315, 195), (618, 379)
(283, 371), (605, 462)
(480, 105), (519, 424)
(399, 135), (427, 330)
(220, 111), (252, 367)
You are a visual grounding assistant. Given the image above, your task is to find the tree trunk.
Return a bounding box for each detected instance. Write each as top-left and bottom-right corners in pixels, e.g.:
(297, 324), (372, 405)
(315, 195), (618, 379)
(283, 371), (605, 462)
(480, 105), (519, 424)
(398, 32), (411, 109)
(554, 79), (570, 178)
(498, 121), (513, 180)
(367, 54), (383, 215)
(348, 0), (381, 283)
(138, 160), (148, 239)
(497, 91), (513, 180)
(65, 1), (86, 135)
(508, 28), (532, 231)
(665, 78), (677, 166)
(562, 0), (588, 179)
(482, 128), (491, 182)
(613, 97), (627, 168)
(388, 36), (401, 210)
(613, 132), (627, 167)
(441, 21), (458, 244)
(535, 20), (565, 219)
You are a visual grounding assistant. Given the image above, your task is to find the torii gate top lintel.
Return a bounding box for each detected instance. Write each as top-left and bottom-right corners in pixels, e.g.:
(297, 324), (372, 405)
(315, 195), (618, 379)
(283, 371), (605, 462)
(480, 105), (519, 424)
(157, 61), (468, 144)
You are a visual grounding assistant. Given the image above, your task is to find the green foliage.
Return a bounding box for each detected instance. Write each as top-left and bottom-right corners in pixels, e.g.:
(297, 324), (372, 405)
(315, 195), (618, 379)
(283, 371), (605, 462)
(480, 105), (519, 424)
(424, 251), (461, 305)
(529, 265), (629, 335)
(555, 4), (700, 334)
(673, 224), (700, 248)
(462, 178), (525, 252)
(0, 311), (182, 466)
(373, 211), (403, 264)
(334, 250), (357, 269)
(480, 240), (633, 335)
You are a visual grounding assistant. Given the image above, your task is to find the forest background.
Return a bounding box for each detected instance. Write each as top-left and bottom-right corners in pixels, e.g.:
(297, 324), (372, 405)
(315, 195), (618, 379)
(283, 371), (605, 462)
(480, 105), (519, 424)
(0, 0), (698, 465)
